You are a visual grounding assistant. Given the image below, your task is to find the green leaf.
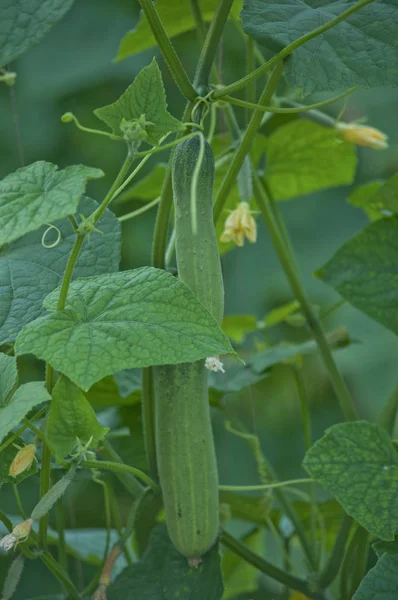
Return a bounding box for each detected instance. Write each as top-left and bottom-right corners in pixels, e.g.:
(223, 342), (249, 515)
(0, 354), (17, 402)
(0, 197), (121, 344)
(0, 436), (38, 484)
(46, 376), (108, 460)
(116, 164), (167, 204)
(222, 529), (261, 599)
(316, 219), (398, 336)
(0, 0), (75, 67)
(348, 181), (384, 221)
(219, 491), (268, 526)
(262, 300), (301, 327)
(15, 268), (234, 391)
(94, 59), (183, 146)
(107, 523), (224, 600)
(0, 162), (103, 245)
(116, 0), (241, 61)
(241, 0), (398, 98)
(303, 421), (398, 541)
(222, 315), (257, 343)
(373, 537), (398, 557)
(208, 362), (268, 395)
(253, 121), (357, 201)
(85, 375), (140, 408)
(0, 382), (51, 443)
(353, 553), (398, 600)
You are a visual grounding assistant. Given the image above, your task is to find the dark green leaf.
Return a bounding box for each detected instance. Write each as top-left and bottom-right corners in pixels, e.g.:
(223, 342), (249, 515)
(0, 0), (75, 67)
(373, 537), (398, 557)
(222, 529), (261, 599)
(0, 197), (121, 344)
(0, 162), (103, 245)
(303, 421), (398, 540)
(15, 268), (234, 391)
(0, 354), (17, 402)
(46, 376), (108, 460)
(219, 491), (268, 526)
(0, 381), (50, 443)
(94, 59), (183, 146)
(316, 219), (398, 336)
(86, 376), (140, 408)
(353, 553), (398, 600)
(107, 523), (224, 600)
(241, 0), (398, 97)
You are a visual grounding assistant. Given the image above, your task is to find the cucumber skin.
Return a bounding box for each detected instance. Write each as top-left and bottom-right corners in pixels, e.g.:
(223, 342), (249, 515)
(172, 136), (224, 324)
(154, 361), (219, 558)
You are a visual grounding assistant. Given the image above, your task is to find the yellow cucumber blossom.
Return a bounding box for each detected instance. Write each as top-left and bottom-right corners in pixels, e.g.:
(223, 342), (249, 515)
(336, 122), (388, 149)
(220, 202), (257, 247)
(9, 444), (36, 478)
(0, 519), (33, 551)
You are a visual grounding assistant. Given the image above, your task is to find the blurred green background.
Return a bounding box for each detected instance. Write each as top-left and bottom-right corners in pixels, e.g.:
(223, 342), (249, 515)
(1, 0), (398, 597)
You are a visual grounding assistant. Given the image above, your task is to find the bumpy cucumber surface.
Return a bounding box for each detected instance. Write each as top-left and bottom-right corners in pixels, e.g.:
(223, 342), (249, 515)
(172, 135), (224, 324)
(154, 361), (219, 559)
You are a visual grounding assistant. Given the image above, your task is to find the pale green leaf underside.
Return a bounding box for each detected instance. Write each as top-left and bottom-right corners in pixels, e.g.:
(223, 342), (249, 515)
(0, 162), (103, 245)
(0, 353), (17, 403)
(0, 0), (75, 67)
(116, 0), (242, 61)
(353, 553), (398, 600)
(107, 524), (223, 600)
(15, 267), (234, 391)
(317, 219), (398, 336)
(348, 181), (384, 221)
(0, 197), (121, 344)
(303, 421), (398, 540)
(252, 121), (357, 201)
(0, 381), (51, 443)
(46, 376), (108, 459)
(241, 0), (398, 97)
(94, 59), (183, 146)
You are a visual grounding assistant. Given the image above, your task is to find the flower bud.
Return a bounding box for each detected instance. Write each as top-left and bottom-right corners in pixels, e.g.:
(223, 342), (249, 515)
(220, 202), (257, 247)
(336, 122), (388, 149)
(205, 356), (225, 373)
(9, 444), (36, 478)
(0, 519), (33, 552)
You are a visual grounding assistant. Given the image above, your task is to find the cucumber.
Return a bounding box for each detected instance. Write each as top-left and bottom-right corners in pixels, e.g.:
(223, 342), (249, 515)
(154, 134), (223, 559)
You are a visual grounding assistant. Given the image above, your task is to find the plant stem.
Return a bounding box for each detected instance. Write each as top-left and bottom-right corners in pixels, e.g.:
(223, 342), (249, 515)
(92, 153), (134, 223)
(253, 172), (357, 422)
(222, 87), (357, 114)
(377, 384), (398, 435)
(193, 0), (234, 91)
(0, 408), (47, 453)
(12, 484), (26, 519)
(141, 367), (158, 481)
(56, 487), (68, 572)
(56, 234), (85, 311)
(221, 530), (327, 600)
(41, 552), (81, 600)
(134, 132), (198, 158)
(38, 444), (51, 548)
(212, 0), (375, 99)
(318, 515), (353, 588)
(190, 0), (206, 42)
(100, 441), (144, 497)
(213, 61), (284, 223)
(118, 197), (161, 222)
(138, 0), (197, 101)
(348, 528), (370, 598)
(82, 459), (159, 492)
(245, 36), (255, 123)
(219, 477), (313, 492)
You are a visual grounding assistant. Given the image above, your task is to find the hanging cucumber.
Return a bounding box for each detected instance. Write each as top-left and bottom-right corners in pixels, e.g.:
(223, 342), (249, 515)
(154, 133), (223, 561)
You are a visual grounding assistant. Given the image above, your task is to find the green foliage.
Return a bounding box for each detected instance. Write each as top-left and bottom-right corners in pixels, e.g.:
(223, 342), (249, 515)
(0, 354), (17, 401)
(219, 491), (268, 526)
(0, 0), (75, 67)
(94, 59), (183, 146)
(303, 421), (398, 540)
(348, 182), (384, 221)
(15, 268), (234, 390)
(116, 0), (241, 61)
(262, 300), (300, 327)
(107, 523), (224, 600)
(0, 197), (121, 344)
(241, 0), (398, 97)
(0, 381), (50, 443)
(222, 314), (257, 343)
(253, 121), (357, 200)
(0, 162), (103, 245)
(353, 553), (398, 600)
(222, 529), (261, 598)
(117, 164), (167, 203)
(46, 376), (108, 460)
(317, 218), (398, 336)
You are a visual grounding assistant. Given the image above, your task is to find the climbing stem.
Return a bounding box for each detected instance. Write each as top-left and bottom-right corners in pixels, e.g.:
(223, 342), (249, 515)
(318, 515), (353, 588)
(142, 367), (158, 480)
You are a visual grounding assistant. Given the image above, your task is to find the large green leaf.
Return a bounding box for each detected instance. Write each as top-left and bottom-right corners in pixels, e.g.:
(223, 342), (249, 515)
(353, 553), (398, 600)
(253, 121), (357, 200)
(15, 268), (234, 391)
(46, 376), (108, 460)
(303, 421), (398, 540)
(94, 59), (183, 146)
(116, 0), (241, 61)
(0, 162), (103, 245)
(0, 0), (75, 67)
(107, 523), (224, 600)
(0, 197), (121, 344)
(316, 218), (398, 336)
(241, 0), (398, 97)
(0, 381), (51, 443)
(0, 354), (17, 402)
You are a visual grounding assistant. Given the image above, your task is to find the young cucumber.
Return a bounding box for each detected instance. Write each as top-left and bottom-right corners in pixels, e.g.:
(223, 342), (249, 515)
(154, 134), (223, 559)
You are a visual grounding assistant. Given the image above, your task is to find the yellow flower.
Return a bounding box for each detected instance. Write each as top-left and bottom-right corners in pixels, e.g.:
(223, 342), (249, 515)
(220, 202), (257, 247)
(9, 444), (36, 478)
(0, 519), (33, 551)
(336, 122), (388, 149)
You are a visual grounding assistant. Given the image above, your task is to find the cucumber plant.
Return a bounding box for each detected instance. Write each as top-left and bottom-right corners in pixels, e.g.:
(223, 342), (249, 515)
(0, 1), (398, 599)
